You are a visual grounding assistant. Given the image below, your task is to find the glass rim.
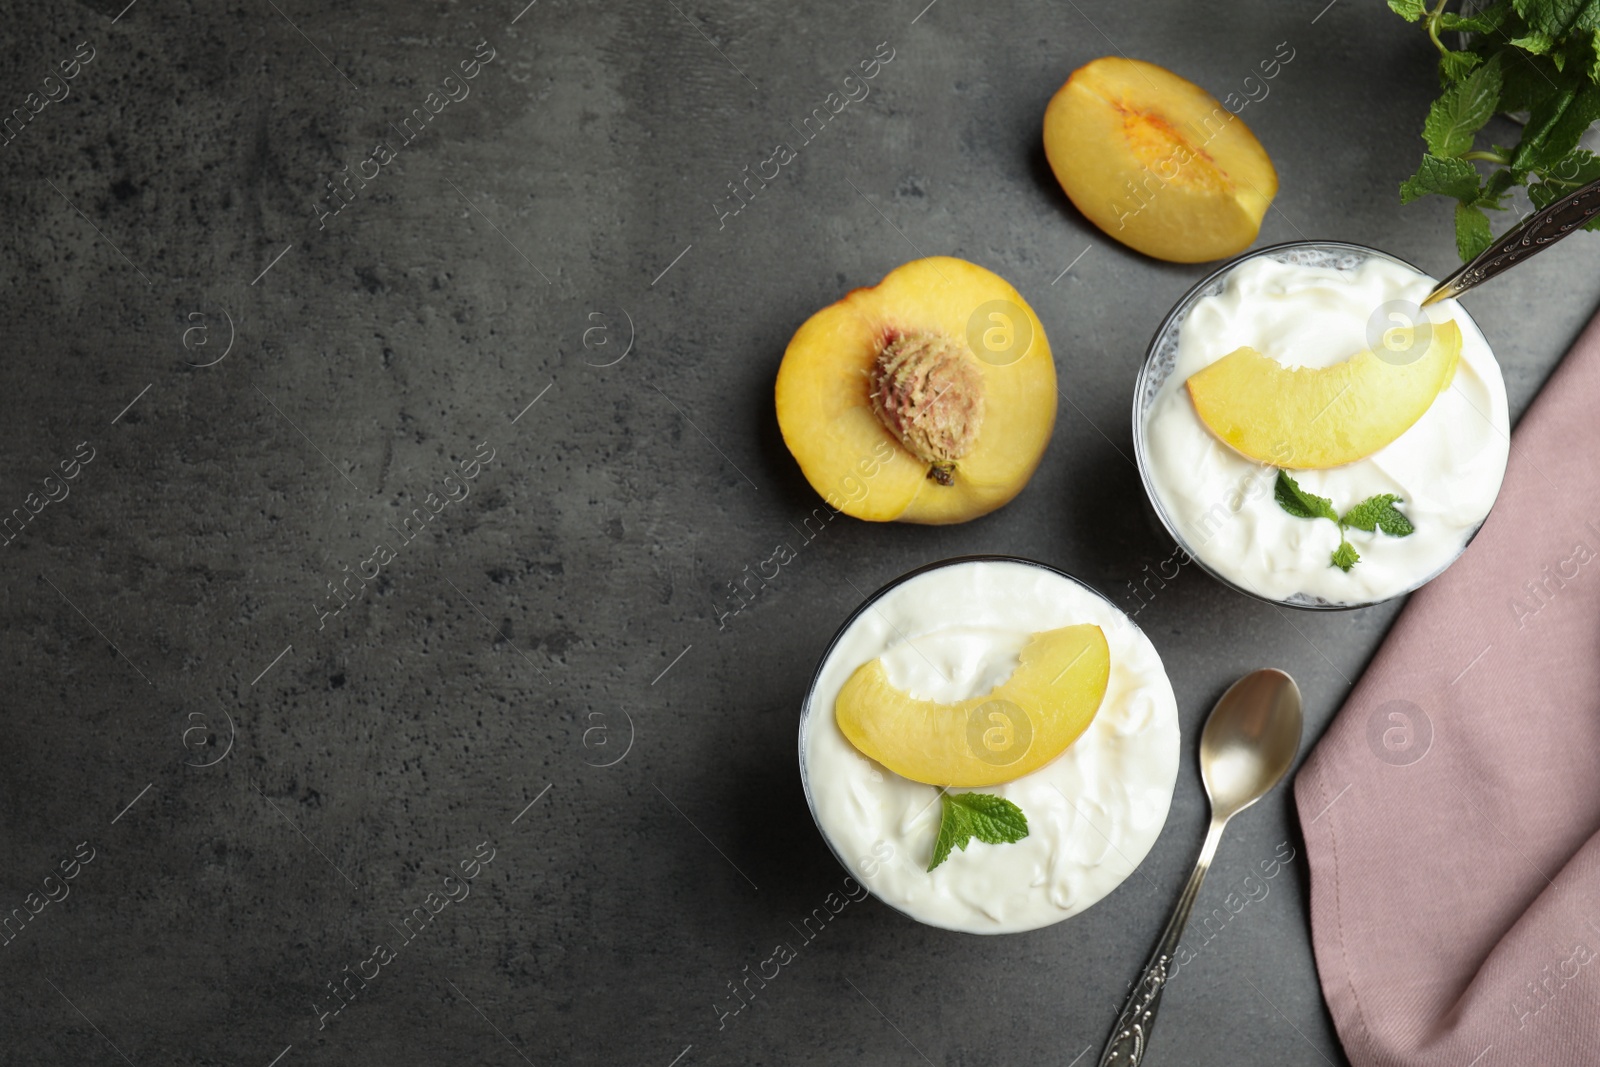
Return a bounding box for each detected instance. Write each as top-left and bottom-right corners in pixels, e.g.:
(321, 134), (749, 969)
(1130, 239), (1490, 612)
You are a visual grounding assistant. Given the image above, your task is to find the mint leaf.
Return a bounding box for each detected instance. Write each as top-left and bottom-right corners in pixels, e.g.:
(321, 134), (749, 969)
(1455, 201), (1495, 258)
(1511, 30), (1559, 52)
(1332, 540), (1361, 572)
(1424, 57), (1503, 157)
(1500, 52), (1567, 113)
(1401, 155), (1482, 203)
(1339, 495), (1397, 533)
(1477, 167), (1519, 208)
(1512, 0), (1600, 39)
(927, 791), (1029, 871)
(1440, 2), (1512, 33)
(1388, 0), (1429, 20)
(1376, 509), (1416, 537)
(1340, 494), (1416, 536)
(1441, 50), (1484, 82)
(1514, 81), (1600, 169)
(1274, 471), (1338, 522)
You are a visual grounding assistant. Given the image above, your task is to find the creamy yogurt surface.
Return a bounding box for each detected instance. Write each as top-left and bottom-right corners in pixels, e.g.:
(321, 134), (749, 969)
(1141, 253), (1510, 604)
(801, 559), (1180, 934)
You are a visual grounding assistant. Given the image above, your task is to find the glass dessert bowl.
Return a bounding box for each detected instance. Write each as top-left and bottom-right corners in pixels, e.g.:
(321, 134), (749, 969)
(1134, 240), (1510, 609)
(797, 555), (1180, 934)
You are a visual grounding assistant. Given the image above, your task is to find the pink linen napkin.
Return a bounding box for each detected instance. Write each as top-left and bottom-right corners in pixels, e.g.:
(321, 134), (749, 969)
(1295, 304), (1600, 1067)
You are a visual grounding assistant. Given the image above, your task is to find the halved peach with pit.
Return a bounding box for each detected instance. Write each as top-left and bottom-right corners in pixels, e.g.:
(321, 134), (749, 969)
(774, 257), (1056, 524)
(1043, 57), (1277, 263)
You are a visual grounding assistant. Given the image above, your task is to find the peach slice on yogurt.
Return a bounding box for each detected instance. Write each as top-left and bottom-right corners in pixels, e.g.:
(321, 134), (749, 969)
(1185, 319), (1462, 469)
(834, 623), (1110, 787)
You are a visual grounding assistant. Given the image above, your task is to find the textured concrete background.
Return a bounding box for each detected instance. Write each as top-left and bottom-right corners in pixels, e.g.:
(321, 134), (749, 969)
(2, 0), (1597, 1064)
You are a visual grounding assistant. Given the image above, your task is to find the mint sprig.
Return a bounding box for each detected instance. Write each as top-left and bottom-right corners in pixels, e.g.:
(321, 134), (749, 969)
(1389, 0), (1600, 259)
(1274, 471), (1415, 573)
(927, 791), (1029, 871)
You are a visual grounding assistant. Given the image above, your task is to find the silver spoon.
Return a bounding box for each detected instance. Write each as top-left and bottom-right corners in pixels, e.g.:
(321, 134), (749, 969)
(1422, 175), (1600, 306)
(1097, 668), (1304, 1067)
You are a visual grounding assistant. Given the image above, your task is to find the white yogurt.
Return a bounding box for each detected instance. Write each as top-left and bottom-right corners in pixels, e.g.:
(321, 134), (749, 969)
(800, 559), (1180, 934)
(1141, 254), (1509, 605)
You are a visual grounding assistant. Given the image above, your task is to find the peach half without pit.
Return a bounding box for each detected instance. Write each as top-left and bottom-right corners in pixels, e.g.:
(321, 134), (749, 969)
(1043, 57), (1278, 264)
(774, 257), (1057, 525)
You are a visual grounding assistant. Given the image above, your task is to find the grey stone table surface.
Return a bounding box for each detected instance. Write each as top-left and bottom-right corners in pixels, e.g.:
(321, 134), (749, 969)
(2, 0), (1597, 1064)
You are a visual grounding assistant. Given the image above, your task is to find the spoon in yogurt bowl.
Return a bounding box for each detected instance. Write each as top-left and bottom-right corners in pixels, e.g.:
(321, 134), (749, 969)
(1097, 668), (1303, 1067)
(1421, 174), (1600, 306)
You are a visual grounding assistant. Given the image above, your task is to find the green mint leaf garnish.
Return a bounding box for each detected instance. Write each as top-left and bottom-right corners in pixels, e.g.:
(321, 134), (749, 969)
(927, 791), (1029, 871)
(1331, 540), (1361, 572)
(1274, 470), (1337, 522)
(1275, 473), (1417, 574)
(1387, 0), (1427, 22)
(1340, 494), (1416, 537)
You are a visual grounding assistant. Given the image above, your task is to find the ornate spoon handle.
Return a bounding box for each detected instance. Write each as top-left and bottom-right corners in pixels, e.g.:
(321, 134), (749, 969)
(1423, 175), (1600, 306)
(1097, 819), (1226, 1067)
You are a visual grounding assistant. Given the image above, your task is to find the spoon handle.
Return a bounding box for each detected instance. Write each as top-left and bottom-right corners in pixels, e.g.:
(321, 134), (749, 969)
(1423, 175), (1600, 306)
(1097, 818), (1227, 1067)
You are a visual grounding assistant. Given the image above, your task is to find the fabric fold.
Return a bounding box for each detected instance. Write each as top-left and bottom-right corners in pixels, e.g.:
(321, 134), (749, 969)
(1296, 304), (1600, 1067)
